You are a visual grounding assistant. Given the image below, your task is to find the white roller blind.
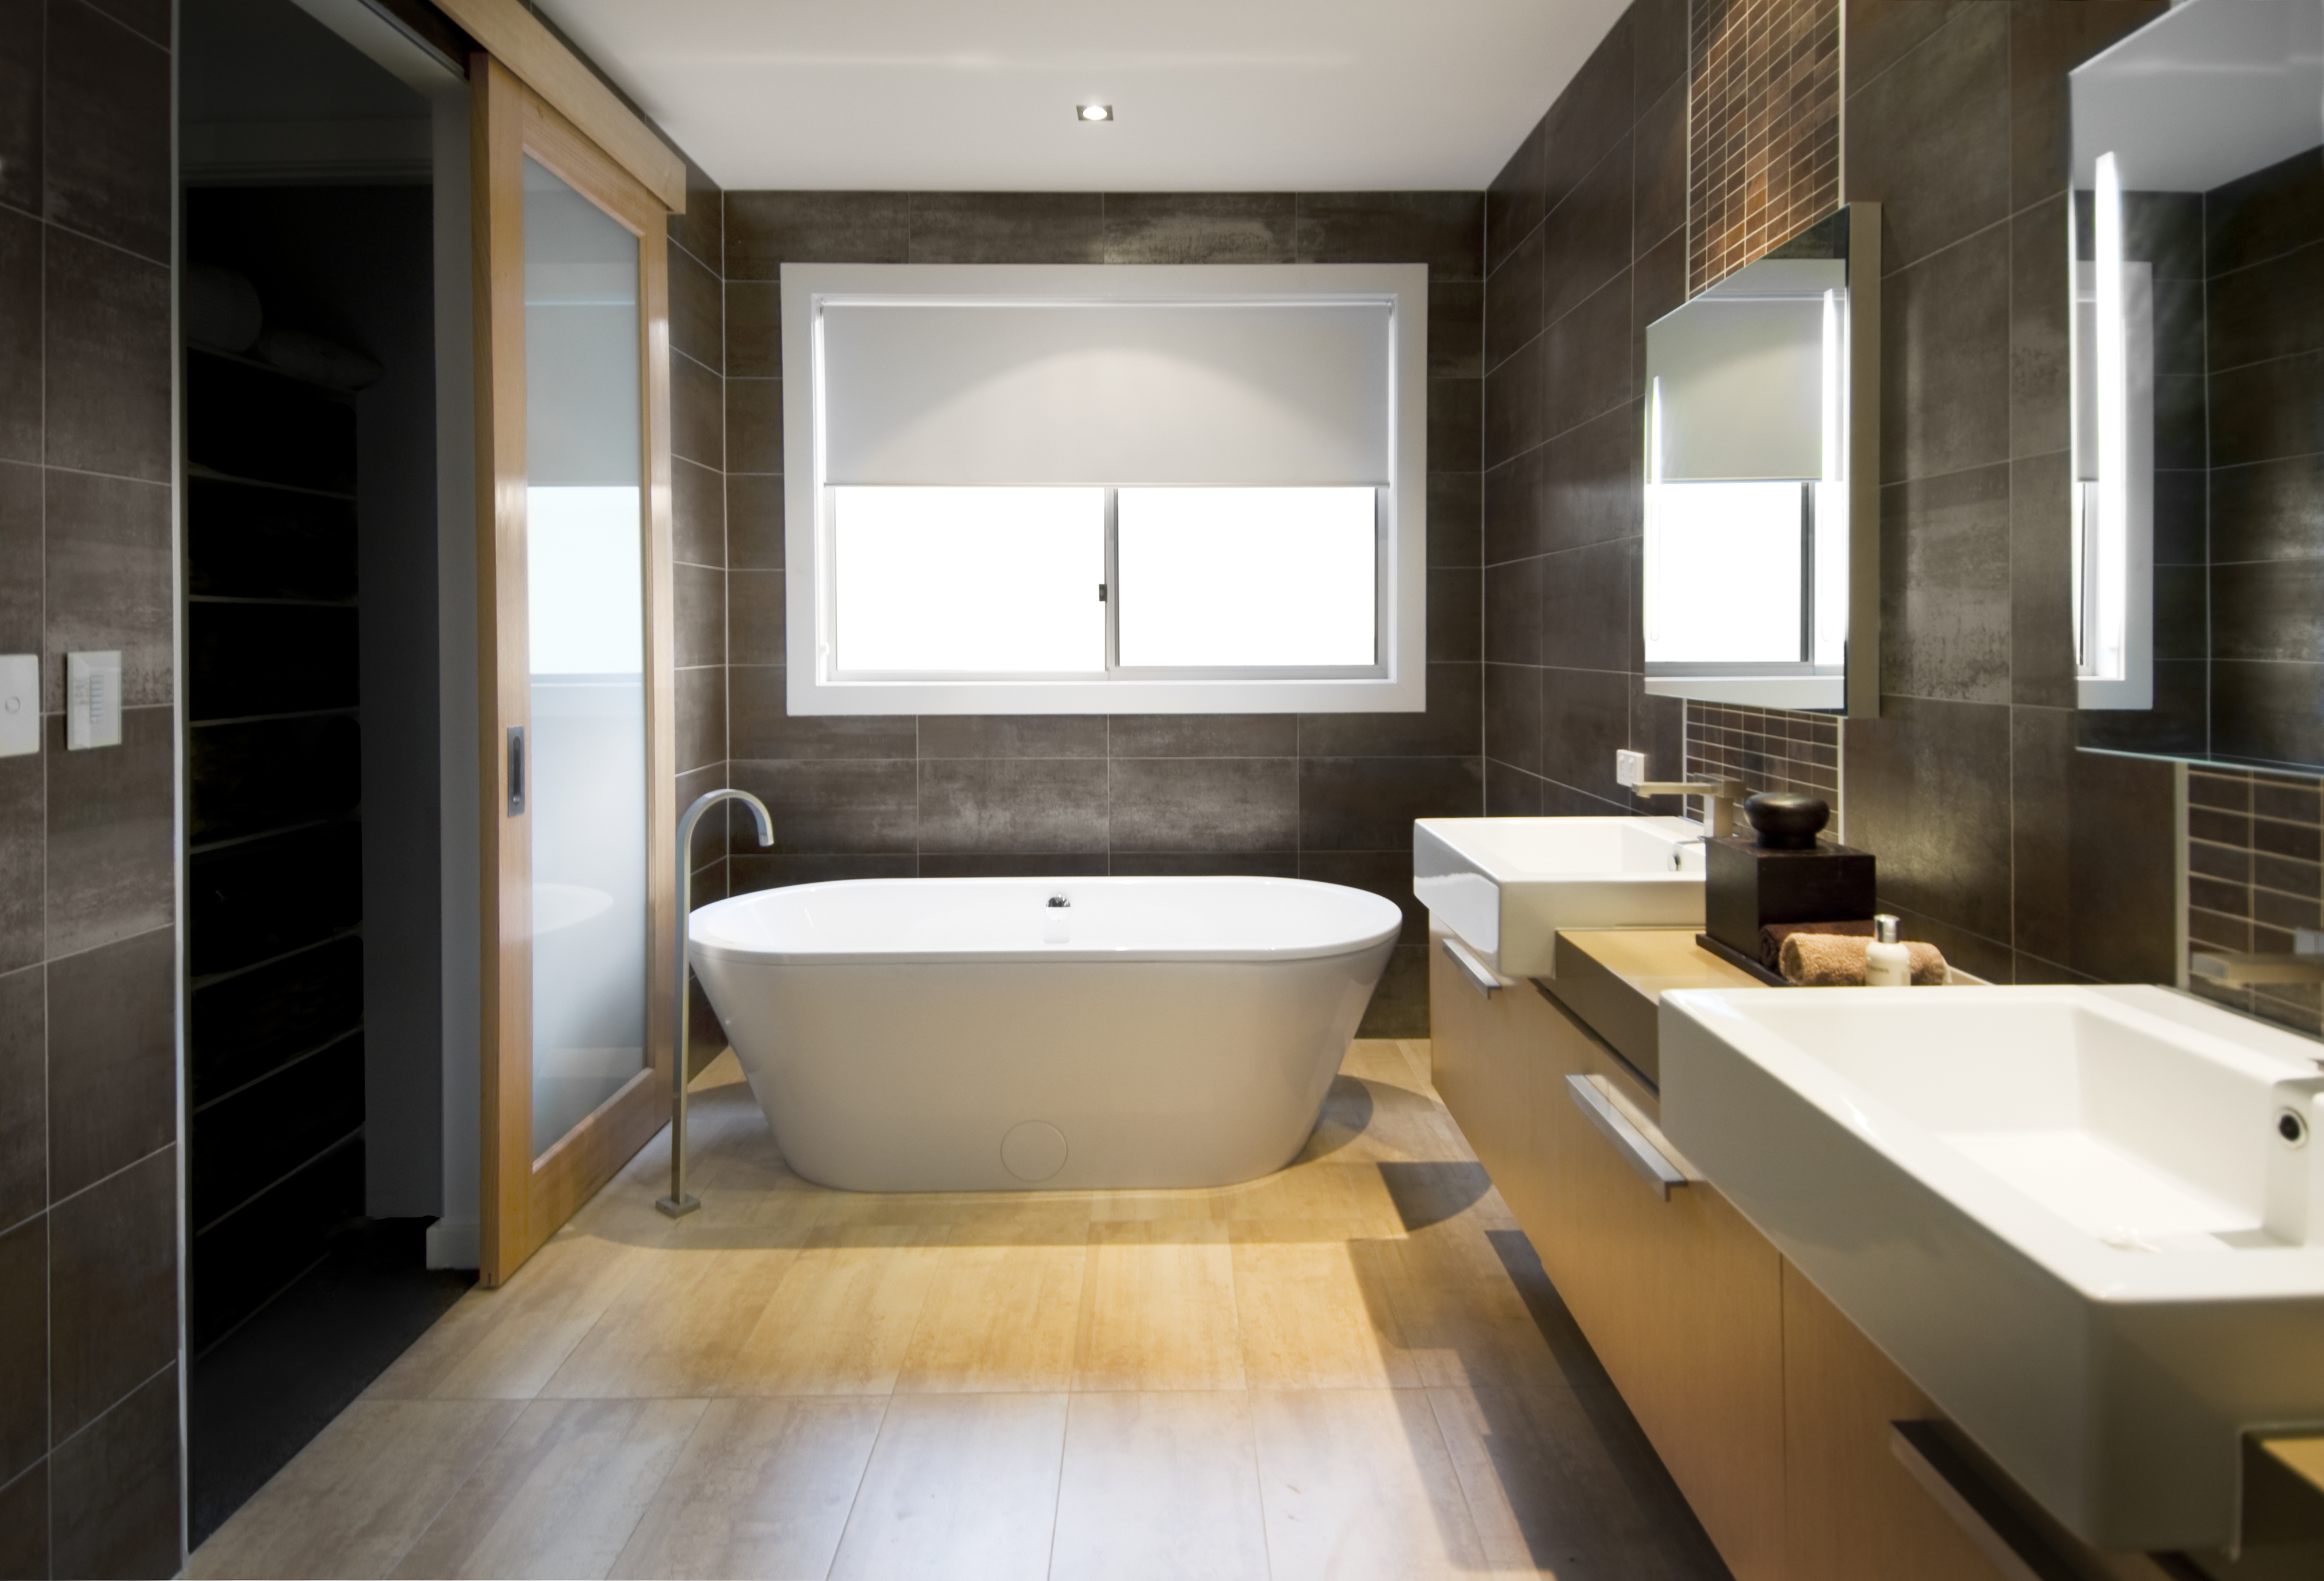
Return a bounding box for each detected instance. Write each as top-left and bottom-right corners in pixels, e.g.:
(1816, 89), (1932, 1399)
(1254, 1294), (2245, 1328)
(820, 300), (1393, 486)
(1647, 260), (1842, 483)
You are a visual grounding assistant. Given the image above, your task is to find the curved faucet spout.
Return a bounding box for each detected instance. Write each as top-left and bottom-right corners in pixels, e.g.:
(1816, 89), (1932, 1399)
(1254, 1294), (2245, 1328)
(660, 788), (776, 1219)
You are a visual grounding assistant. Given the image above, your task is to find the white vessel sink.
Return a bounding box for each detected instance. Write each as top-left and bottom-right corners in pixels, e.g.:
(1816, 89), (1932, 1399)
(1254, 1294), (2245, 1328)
(1659, 984), (2324, 1550)
(1412, 815), (1705, 976)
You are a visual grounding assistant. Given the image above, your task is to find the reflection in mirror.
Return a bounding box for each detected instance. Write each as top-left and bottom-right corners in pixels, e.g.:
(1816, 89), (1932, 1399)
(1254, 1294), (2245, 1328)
(1642, 207), (1877, 713)
(2070, 0), (2324, 770)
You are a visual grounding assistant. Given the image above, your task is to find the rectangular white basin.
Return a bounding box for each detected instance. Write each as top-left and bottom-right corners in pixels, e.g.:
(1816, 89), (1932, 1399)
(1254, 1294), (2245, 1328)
(1412, 816), (1705, 976)
(1659, 984), (2324, 1550)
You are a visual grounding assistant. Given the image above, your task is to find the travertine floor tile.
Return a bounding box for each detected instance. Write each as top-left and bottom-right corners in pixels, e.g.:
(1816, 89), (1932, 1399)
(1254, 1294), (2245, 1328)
(1074, 1221), (1243, 1392)
(892, 1235), (1089, 1393)
(188, 1399), (521, 1579)
(1428, 1384), (1728, 1580)
(608, 1397), (886, 1580)
(388, 1397), (704, 1579)
(1050, 1392), (1270, 1581)
(721, 1226), (947, 1396)
(1250, 1388), (1488, 1581)
(824, 1393), (1069, 1581)
(539, 1247), (796, 1398)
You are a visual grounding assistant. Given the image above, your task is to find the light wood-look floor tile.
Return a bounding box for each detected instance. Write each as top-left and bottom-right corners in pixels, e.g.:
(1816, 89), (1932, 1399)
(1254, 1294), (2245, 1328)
(893, 1236), (1089, 1393)
(722, 1226), (948, 1396)
(1428, 1384), (1729, 1580)
(365, 1234), (656, 1401)
(188, 1400), (521, 1578)
(1231, 1230), (1416, 1390)
(1303, 1076), (1475, 1166)
(540, 1248), (797, 1398)
(1250, 1388), (1489, 1581)
(608, 1397), (887, 1580)
(1074, 1221), (1244, 1392)
(824, 1393), (1069, 1581)
(1379, 1229), (1591, 1391)
(1050, 1392), (1270, 1581)
(388, 1397), (704, 1579)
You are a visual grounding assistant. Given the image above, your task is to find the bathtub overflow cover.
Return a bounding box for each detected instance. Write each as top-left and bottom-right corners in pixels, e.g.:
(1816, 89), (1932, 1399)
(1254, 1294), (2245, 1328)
(1048, 894), (1070, 907)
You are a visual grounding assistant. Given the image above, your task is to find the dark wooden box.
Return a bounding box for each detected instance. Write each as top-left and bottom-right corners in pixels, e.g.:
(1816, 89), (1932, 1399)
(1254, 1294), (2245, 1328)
(1704, 836), (1877, 960)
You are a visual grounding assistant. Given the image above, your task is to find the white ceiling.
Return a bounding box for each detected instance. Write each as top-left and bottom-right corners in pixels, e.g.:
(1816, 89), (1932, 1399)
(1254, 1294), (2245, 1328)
(536, 0), (1630, 192)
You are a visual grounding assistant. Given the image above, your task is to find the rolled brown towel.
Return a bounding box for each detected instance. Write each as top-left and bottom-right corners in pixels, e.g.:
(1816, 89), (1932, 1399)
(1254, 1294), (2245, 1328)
(1761, 918), (1874, 972)
(1779, 932), (1948, 986)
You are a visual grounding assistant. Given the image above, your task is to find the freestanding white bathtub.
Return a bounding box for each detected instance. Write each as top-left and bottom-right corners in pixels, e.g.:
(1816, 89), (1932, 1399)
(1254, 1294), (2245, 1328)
(687, 876), (1402, 1192)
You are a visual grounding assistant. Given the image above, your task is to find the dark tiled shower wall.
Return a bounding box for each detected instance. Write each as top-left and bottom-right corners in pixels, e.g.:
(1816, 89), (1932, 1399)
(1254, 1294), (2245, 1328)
(1682, 702), (1841, 818)
(1688, 0), (1839, 293)
(700, 190), (1488, 1035)
(0, 1), (186, 1576)
(1477, 0), (1691, 823)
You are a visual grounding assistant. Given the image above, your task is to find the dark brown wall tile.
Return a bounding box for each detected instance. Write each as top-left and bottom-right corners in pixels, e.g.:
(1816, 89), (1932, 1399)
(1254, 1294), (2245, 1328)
(1843, 1), (2009, 271)
(1544, 271), (1633, 440)
(1542, 403), (1641, 554)
(666, 162), (722, 275)
(44, 470), (171, 709)
(1295, 192), (1484, 278)
(671, 456), (723, 569)
(920, 716), (1105, 759)
(1484, 662), (1541, 775)
(729, 668), (915, 763)
(2008, 1), (2168, 212)
(1111, 851), (1298, 878)
(919, 853), (1107, 880)
(0, 209), (38, 465)
(909, 192), (1104, 265)
(0, 753), (37, 977)
(2211, 454), (2324, 567)
(1110, 757), (1298, 852)
(669, 243), (721, 376)
(675, 663), (725, 773)
(2011, 706), (2176, 983)
(1881, 462), (2011, 703)
(2206, 148), (2324, 276)
(669, 347), (722, 472)
(1105, 715), (1294, 758)
(45, 926), (171, 1202)
(726, 192), (910, 277)
(1429, 281), (1484, 380)
(673, 562), (725, 670)
(47, 1146), (173, 1444)
(77, 0), (167, 49)
(45, 706), (170, 960)
(2209, 244), (2324, 375)
(727, 567), (783, 666)
(919, 759), (1108, 853)
(1299, 663), (1481, 759)
(725, 280), (779, 379)
(1485, 758), (1545, 815)
(1485, 552), (1541, 665)
(1544, 135), (1632, 326)
(1429, 471), (1483, 568)
(729, 851), (916, 893)
(1632, 77), (1688, 253)
(725, 378), (780, 476)
(44, 0), (170, 264)
(1430, 376), (1482, 474)
(1846, 695), (2014, 942)
(1484, 224), (1543, 376)
(1486, 117), (1547, 277)
(677, 763), (729, 873)
(727, 473), (784, 570)
(1540, 539), (1633, 673)
(2009, 196), (2070, 461)
(1883, 225), (2010, 483)
(47, 1362), (178, 1581)
(1633, 0), (1691, 105)
(1102, 193), (1296, 264)
(1545, 12), (1635, 217)
(1483, 449), (1542, 566)
(1427, 568), (1482, 662)
(0, 0), (39, 218)
(0, 965), (39, 1230)
(1845, 0), (1975, 89)
(2214, 662), (2324, 768)
(0, 1213), (42, 1483)
(1481, 340), (1541, 474)
(2212, 563), (2324, 663)
(2009, 451), (2076, 709)
(0, 462), (36, 682)
(1299, 756), (1482, 849)
(726, 759), (917, 853)
(1539, 667), (1631, 800)
(44, 228), (169, 482)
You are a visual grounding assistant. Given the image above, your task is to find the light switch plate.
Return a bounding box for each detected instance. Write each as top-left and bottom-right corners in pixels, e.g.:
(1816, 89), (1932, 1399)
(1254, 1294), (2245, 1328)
(0, 655), (35, 757)
(66, 651), (121, 750)
(1615, 749), (1645, 788)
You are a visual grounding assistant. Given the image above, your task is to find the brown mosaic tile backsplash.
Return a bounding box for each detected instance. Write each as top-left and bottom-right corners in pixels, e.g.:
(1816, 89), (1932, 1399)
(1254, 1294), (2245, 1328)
(1683, 700), (1842, 826)
(1688, 0), (1841, 291)
(2187, 768), (2324, 1036)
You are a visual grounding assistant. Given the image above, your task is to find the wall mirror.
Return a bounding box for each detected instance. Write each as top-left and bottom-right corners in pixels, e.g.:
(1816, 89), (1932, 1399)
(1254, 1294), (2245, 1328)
(2071, 0), (2324, 771)
(1641, 204), (1881, 715)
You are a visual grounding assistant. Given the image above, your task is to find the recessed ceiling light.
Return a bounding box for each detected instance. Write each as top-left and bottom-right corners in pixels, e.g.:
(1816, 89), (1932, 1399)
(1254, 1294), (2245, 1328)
(1077, 103), (1113, 123)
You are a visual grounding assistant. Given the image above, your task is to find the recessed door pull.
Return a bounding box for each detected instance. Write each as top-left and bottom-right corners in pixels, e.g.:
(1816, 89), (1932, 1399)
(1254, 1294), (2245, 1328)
(507, 725), (526, 816)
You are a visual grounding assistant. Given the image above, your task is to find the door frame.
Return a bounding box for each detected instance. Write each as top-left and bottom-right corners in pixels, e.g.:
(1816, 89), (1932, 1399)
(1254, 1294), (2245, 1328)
(470, 53), (678, 1286)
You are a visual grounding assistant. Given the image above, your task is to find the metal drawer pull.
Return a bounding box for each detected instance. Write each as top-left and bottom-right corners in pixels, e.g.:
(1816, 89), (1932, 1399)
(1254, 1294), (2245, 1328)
(1440, 935), (1504, 998)
(1566, 1075), (1687, 1199)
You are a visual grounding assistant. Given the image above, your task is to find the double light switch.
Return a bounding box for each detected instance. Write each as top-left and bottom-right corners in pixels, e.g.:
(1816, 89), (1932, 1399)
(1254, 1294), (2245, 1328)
(67, 652), (122, 750)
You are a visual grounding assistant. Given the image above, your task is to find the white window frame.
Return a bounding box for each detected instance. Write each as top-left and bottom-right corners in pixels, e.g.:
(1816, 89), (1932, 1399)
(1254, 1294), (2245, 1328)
(780, 263), (1429, 716)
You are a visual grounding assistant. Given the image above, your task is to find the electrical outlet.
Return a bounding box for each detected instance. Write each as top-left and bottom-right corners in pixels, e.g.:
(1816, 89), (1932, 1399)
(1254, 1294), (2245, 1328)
(1615, 749), (1645, 788)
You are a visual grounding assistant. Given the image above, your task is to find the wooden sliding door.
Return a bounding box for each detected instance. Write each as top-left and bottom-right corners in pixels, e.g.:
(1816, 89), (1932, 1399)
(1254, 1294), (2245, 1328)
(471, 54), (677, 1285)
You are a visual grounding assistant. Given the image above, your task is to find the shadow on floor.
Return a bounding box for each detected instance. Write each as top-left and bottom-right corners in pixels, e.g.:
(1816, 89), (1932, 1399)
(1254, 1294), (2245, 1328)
(189, 1217), (474, 1547)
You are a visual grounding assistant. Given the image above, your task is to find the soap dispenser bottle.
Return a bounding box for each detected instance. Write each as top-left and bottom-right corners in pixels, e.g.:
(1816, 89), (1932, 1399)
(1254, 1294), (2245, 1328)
(1865, 914), (1910, 987)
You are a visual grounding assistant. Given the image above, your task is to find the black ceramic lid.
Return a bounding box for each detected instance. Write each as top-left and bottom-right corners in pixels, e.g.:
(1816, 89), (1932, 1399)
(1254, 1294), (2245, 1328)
(1744, 792), (1829, 850)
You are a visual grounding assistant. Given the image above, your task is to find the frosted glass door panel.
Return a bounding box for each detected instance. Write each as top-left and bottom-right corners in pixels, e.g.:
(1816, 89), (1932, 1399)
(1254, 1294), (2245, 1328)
(523, 154), (647, 1159)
